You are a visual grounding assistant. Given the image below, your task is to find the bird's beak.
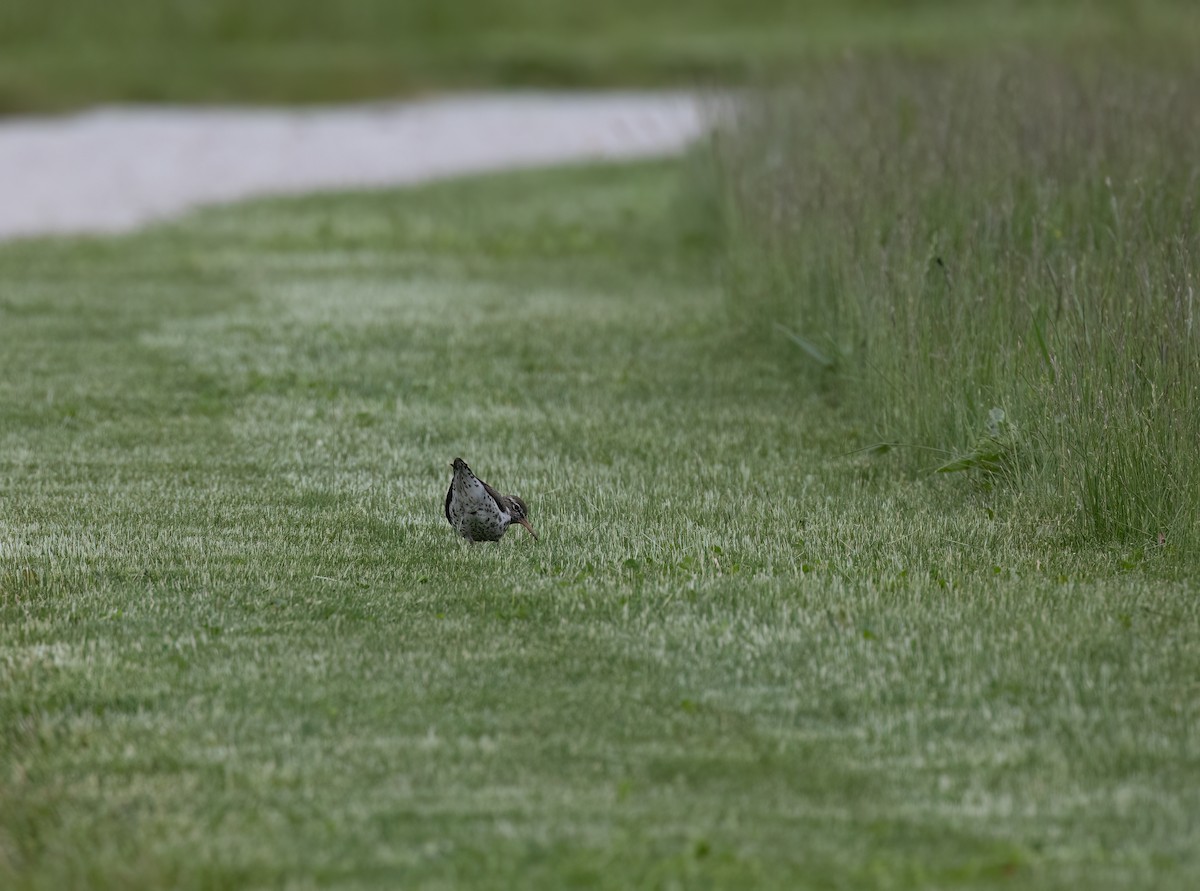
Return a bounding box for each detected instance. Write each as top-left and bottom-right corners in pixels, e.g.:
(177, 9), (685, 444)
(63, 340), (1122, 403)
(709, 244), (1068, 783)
(517, 518), (538, 540)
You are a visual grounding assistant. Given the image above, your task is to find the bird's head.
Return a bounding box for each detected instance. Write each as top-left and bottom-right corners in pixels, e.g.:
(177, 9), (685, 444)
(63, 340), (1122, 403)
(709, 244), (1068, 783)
(506, 495), (538, 540)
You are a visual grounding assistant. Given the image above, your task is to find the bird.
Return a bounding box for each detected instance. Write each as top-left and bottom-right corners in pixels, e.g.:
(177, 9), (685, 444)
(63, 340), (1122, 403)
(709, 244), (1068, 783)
(444, 457), (538, 542)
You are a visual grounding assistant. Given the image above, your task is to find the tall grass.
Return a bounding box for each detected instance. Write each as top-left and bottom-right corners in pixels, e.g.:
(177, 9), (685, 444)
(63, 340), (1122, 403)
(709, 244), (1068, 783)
(717, 57), (1200, 557)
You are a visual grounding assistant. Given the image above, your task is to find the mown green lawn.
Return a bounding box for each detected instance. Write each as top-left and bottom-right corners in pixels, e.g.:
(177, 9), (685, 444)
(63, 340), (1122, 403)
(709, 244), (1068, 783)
(2, 161), (1197, 888)
(3, 0), (1198, 110)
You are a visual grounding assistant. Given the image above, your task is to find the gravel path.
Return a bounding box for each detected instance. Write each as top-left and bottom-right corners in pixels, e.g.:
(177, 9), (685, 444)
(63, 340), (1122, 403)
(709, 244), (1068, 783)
(0, 92), (705, 241)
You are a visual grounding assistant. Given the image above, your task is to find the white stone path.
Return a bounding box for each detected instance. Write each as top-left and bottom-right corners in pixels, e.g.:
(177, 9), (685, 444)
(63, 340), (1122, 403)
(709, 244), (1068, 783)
(0, 92), (706, 240)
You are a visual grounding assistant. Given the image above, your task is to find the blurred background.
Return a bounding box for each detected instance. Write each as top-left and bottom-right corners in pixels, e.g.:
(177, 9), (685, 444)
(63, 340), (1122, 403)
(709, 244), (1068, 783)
(1, 0), (1197, 112)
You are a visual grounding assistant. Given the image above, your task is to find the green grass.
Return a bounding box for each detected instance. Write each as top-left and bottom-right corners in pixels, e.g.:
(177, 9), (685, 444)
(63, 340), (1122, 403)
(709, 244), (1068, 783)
(2, 0), (1200, 111)
(717, 54), (1200, 557)
(1, 160), (1198, 888)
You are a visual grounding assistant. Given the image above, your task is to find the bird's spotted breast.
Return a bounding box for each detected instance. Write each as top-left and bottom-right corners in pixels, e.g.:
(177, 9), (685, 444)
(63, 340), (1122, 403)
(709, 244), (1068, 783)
(446, 464), (512, 541)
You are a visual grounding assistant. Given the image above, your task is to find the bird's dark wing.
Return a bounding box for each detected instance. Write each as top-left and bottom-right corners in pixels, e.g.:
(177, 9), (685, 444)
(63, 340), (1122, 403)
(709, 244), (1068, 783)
(444, 482), (454, 523)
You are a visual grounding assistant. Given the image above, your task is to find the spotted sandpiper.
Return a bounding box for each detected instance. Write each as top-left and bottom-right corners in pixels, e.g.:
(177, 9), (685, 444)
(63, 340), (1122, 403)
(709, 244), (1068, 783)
(444, 458), (538, 542)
